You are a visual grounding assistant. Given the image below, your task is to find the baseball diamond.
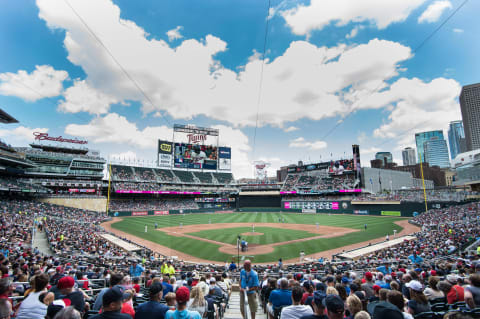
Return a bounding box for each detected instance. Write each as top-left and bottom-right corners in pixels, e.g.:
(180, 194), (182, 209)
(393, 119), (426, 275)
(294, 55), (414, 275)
(102, 212), (417, 264)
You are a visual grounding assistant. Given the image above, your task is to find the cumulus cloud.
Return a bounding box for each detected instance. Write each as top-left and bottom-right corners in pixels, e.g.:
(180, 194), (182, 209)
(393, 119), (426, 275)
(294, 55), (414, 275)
(281, 0), (426, 36)
(346, 26), (364, 39)
(64, 113), (171, 149)
(284, 126), (299, 132)
(58, 80), (119, 114)
(371, 77), (461, 147)
(418, 1), (452, 23)
(35, 0), (415, 128)
(0, 126), (49, 144)
(289, 137), (327, 150)
(110, 150), (137, 161)
(0, 65), (68, 101)
(166, 26), (183, 42)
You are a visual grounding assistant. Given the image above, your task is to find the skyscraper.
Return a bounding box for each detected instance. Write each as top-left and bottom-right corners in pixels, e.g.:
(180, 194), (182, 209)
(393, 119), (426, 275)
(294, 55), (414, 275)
(460, 83), (480, 151)
(402, 147), (416, 166)
(448, 120), (466, 159)
(415, 130), (444, 162)
(375, 152), (392, 166)
(424, 137), (450, 168)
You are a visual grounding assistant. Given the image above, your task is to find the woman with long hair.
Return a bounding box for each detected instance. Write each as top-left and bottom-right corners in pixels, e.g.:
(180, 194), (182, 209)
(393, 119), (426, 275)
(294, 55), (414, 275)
(423, 276), (444, 301)
(406, 281), (431, 315)
(188, 285), (208, 317)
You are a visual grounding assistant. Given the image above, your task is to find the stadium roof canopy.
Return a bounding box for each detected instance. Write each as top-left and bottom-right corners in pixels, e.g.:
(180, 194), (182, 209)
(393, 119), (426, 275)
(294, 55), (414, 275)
(0, 109), (18, 124)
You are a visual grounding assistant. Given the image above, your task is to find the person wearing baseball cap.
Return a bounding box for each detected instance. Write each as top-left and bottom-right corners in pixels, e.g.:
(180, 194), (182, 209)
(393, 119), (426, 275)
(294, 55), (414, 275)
(136, 282), (168, 319)
(361, 272), (374, 299)
(165, 286), (201, 319)
(90, 287), (131, 319)
(405, 280), (431, 315)
(55, 276), (85, 313)
(300, 291), (327, 319)
(324, 294), (344, 319)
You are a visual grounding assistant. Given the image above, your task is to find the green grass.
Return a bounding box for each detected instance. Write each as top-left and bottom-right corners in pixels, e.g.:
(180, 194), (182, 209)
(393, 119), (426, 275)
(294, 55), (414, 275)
(110, 212), (405, 263)
(187, 226), (320, 245)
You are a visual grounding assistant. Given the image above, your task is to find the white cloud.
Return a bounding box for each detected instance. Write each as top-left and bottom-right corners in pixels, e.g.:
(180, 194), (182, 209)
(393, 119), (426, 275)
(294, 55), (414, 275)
(361, 146), (381, 155)
(213, 124), (252, 178)
(281, 0), (426, 36)
(64, 113), (171, 149)
(58, 79), (119, 114)
(284, 126), (299, 132)
(371, 77), (461, 147)
(166, 26), (183, 42)
(0, 126), (49, 145)
(453, 28), (464, 33)
(418, 1), (452, 23)
(289, 137), (327, 150)
(0, 65), (68, 102)
(346, 26), (364, 39)
(35, 0), (413, 128)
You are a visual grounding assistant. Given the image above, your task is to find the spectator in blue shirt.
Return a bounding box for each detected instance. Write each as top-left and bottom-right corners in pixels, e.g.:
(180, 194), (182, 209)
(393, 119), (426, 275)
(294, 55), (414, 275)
(130, 261), (144, 278)
(229, 261), (237, 272)
(162, 275), (174, 296)
(136, 282), (169, 319)
(376, 262), (392, 275)
(268, 278), (292, 317)
(240, 260), (259, 319)
(408, 253), (424, 265)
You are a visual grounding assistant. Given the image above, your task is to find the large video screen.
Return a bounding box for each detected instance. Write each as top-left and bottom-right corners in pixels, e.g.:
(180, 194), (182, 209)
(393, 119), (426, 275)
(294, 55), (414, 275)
(328, 159), (354, 175)
(174, 143), (218, 169)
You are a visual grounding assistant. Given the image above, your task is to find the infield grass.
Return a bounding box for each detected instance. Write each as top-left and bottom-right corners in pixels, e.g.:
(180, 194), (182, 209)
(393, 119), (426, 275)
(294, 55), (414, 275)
(187, 226), (320, 245)
(110, 212), (405, 263)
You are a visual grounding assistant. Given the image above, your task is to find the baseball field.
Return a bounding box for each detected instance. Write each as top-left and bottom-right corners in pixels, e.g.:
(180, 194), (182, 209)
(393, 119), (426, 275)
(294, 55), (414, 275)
(102, 212), (416, 264)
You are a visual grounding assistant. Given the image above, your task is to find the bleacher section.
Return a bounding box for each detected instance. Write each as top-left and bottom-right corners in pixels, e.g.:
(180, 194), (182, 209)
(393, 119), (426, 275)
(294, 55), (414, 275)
(174, 170), (196, 183)
(214, 172), (234, 184)
(281, 172), (355, 192)
(133, 166), (156, 182)
(154, 168), (175, 182)
(194, 171), (213, 184)
(111, 165), (135, 180)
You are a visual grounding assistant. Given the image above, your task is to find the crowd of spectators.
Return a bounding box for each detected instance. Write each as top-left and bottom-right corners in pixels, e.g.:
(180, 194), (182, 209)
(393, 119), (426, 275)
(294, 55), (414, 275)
(108, 199), (199, 212)
(1, 196), (480, 319)
(353, 190), (473, 203)
(282, 173), (356, 193)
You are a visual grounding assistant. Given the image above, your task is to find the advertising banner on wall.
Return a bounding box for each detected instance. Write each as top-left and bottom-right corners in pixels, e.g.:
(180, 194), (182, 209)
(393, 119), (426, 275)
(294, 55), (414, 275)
(218, 147), (231, 170)
(132, 211), (148, 216)
(157, 140), (173, 168)
(154, 211), (169, 215)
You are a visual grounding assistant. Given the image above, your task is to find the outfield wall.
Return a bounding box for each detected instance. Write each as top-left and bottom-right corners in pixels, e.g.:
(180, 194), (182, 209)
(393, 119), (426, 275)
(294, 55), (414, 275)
(108, 207), (230, 217)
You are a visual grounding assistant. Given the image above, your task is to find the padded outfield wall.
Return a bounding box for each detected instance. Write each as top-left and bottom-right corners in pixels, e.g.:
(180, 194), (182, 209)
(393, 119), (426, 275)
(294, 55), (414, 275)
(109, 200), (466, 217)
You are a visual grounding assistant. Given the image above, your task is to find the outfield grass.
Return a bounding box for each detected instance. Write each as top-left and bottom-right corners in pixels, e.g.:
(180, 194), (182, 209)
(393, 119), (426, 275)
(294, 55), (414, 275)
(187, 226), (320, 245)
(110, 212), (405, 263)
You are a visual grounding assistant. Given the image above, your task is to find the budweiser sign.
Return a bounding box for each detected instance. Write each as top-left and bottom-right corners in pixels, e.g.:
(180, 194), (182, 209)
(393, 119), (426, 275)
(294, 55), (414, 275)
(33, 132), (88, 145)
(187, 134), (207, 144)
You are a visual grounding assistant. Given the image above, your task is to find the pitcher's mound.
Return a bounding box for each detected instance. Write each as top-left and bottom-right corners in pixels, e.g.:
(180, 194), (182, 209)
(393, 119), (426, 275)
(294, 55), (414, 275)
(241, 232), (264, 236)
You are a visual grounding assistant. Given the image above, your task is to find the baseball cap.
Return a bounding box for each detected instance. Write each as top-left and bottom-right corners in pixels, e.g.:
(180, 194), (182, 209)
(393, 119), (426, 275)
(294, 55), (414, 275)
(57, 276), (75, 289)
(326, 276), (335, 283)
(341, 276), (351, 284)
(313, 291), (326, 307)
(324, 295), (344, 314)
(406, 280), (423, 292)
(430, 270), (437, 276)
(447, 274), (458, 284)
(103, 286), (124, 306)
(373, 285), (381, 292)
(315, 282), (326, 292)
(365, 272), (373, 280)
(176, 286), (190, 304)
(149, 282), (163, 296)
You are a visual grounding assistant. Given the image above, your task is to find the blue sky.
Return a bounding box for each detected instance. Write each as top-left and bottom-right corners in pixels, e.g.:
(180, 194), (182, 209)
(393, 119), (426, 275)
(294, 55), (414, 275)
(0, 0), (478, 177)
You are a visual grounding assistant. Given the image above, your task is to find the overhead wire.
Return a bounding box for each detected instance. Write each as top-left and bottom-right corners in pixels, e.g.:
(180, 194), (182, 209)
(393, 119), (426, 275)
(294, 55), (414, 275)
(320, 0), (469, 141)
(252, 0), (272, 163)
(64, 0), (172, 127)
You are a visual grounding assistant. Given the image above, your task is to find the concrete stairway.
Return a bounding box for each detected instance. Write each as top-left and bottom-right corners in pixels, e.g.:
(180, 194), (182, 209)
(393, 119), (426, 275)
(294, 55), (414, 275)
(33, 229), (53, 256)
(224, 291), (267, 319)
